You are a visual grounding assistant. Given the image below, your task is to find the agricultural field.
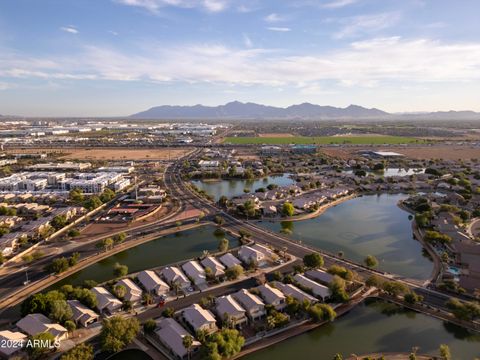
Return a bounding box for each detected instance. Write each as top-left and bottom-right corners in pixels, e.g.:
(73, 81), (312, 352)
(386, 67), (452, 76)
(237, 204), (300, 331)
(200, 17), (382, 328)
(223, 136), (425, 145)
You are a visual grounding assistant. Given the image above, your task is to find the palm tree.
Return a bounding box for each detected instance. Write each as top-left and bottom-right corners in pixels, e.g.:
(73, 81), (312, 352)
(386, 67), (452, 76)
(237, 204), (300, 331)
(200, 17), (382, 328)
(182, 335), (194, 360)
(142, 293), (154, 306)
(172, 281), (181, 296)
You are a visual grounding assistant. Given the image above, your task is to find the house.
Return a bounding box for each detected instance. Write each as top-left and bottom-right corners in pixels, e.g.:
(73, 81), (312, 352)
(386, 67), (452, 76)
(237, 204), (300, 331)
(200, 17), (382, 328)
(257, 283), (286, 311)
(160, 267), (191, 291)
(218, 253), (242, 269)
(115, 278), (143, 303)
(155, 318), (201, 360)
(181, 261), (207, 286)
(181, 304), (218, 334)
(293, 274), (330, 301)
(305, 269), (334, 285)
(67, 300), (99, 327)
(273, 282), (318, 303)
(238, 245), (265, 266)
(201, 256), (226, 278)
(215, 295), (247, 327)
(0, 330), (27, 358)
(251, 243), (275, 259)
(16, 313), (68, 341)
(137, 270), (170, 296)
(232, 289), (266, 321)
(91, 286), (123, 314)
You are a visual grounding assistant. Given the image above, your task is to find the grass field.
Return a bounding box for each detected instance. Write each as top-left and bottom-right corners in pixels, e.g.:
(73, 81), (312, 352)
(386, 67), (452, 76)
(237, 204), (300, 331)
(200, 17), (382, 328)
(223, 136), (424, 145)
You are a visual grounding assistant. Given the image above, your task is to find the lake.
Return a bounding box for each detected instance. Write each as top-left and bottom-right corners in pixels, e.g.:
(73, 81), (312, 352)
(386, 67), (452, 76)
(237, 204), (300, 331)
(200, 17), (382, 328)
(243, 299), (480, 360)
(258, 193), (433, 279)
(191, 174), (294, 201)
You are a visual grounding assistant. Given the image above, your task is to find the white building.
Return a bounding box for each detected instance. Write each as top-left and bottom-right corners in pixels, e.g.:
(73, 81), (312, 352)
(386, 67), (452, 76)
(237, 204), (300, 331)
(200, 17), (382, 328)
(257, 284), (286, 311)
(293, 274), (330, 301)
(238, 245), (266, 266)
(201, 256), (226, 278)
(91, 286), (123, 314)
(16, 313), (68, 341)
(218, 253), (242, 269)
(155, 318), (201, 360)
(181, 261), (207, 286)
(160, 267), (191, 291)
(215, 295), (247, 327)
(115, 278), (143, 303)
(0, 330), (27, 358)
(273, 282), (318, 304)
(181, 304), (218, 334)
(137, 270), (170, 297)
(67, 300), (99, 327)
(232, 289), (266, 321)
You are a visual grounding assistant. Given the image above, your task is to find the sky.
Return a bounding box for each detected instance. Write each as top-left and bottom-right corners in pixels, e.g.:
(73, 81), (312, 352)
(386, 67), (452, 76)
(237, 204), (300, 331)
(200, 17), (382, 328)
(1, 0), (480, 116)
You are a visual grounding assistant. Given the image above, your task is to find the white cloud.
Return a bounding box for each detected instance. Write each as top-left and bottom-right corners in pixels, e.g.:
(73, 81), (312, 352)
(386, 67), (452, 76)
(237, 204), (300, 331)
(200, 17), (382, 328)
(60, 26), (79, 34)
(333, 12), (401, 39)
(2, 37), (480, 90)
(0, 81), (12, 90)
(114, 0), (228, 13)
(108, 30), (119, 36)
(243, 33), (253, 48)
(264, 13), (284, 23)
(267, 27), (291, 32)
(322, 0), (358, 9)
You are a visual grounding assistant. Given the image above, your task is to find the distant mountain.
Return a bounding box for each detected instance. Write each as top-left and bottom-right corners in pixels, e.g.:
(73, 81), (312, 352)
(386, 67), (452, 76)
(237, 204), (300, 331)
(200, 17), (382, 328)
(130, 101), (389, 119)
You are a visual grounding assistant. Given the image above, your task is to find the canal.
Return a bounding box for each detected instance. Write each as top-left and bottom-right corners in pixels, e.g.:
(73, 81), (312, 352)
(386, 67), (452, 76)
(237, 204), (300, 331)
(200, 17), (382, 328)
(257, 193), (433, 279)
(243, 299), (480, 360)
(191, 174), (294, 201)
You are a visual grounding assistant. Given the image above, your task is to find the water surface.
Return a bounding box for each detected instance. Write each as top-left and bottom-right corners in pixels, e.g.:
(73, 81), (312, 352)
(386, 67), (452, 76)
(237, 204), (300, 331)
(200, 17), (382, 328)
(244, 299), (480, 360)
(192, 174), (294, 201)
(258, 193), (432, 279)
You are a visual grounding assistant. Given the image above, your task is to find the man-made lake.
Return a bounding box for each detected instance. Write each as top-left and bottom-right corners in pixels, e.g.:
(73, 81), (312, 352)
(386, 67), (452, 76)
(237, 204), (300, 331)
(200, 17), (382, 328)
(244, 299), (480, 360)
(192, 174), (294, 201)
(258, 193), (432, 279)
(52, 225), (232, 288)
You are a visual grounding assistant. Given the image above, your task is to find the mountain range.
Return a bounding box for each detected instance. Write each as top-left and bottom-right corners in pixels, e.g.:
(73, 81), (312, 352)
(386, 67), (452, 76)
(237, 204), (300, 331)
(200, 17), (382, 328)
(129, 101), (480, 120)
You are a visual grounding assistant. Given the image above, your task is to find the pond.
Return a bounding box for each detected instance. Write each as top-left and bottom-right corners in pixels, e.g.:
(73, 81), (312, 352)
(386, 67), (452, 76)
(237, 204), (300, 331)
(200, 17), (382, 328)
(191, 174), (295, 201)
(243, 299), (480, 360)
(258, 193), (433, 279)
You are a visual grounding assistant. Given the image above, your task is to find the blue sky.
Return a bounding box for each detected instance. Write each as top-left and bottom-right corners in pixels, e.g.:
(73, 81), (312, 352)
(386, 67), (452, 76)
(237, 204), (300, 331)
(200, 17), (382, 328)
(1, 0), (480, 116)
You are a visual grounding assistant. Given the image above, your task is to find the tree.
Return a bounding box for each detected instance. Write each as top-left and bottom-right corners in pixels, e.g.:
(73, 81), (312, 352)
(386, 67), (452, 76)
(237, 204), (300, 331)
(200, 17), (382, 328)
(45, 257), (70, 274)
(328, 265), (353, 281)
(114, 284), (127, 299)
(64, 320), (76, 334)
(113, 263), (128, 278)
(113, 232), (127, 244)
(51, 215), (68, 230)
(183, 335), (194, 360)
(218, 238), (229, 252)
(404, 292), (424, 305)
(144, 319), (157, 334)
(68, 229), (80, 237)
(329, 276), (349, 303)
(214, 215), (225, 226)
(303, 253), (324, 269)
(27, 332), (56, 359)
(382, 281), (409, 297)
(439, 344), (451, 360)
(308, 303), (336, 322)
(162, 307), (175, 318)
(282, 202), (295, 217)
(143, 293), (154, 305)
(83, 196), (103, 211)
(364, 255), (378, 268)
(100, 188), (116, 203)
(333, 354), (343, 360)
(366, 275), (383, 288)
(69, 188), (84, 203)
(49, 299), (73, 323)
(100, 316), (140, 353)
(225, 265), (244, 280)
(201, 329), (245, 360)
(60, 343), (93, 360)
(218, 195), (229, 207)
(100, 237), (114, 252)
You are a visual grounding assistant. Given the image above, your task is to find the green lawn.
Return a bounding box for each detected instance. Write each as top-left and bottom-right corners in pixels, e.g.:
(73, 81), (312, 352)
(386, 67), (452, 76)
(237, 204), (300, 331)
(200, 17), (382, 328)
(223, 136), (424, 145)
